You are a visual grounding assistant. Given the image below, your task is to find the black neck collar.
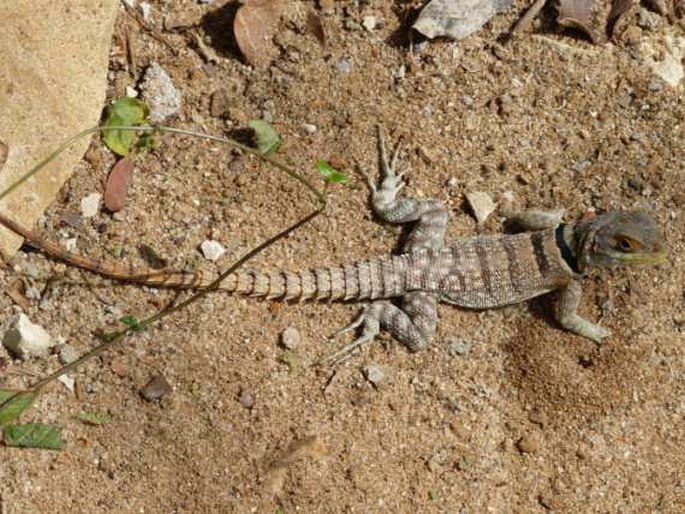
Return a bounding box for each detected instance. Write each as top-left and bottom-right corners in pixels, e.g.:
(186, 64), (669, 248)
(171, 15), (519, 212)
(555, 224), (580, 274)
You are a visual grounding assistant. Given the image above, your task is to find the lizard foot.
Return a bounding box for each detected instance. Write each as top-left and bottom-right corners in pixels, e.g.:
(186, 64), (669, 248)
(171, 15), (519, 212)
(357, 125), (409, 204)
(323, 304), (383, 365)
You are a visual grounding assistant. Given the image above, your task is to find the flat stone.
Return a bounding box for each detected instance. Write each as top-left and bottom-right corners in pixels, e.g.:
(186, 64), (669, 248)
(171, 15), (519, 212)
(466, 191), (496, 224)
(2, 313), (54, 360)
(140, 374), (173, 401)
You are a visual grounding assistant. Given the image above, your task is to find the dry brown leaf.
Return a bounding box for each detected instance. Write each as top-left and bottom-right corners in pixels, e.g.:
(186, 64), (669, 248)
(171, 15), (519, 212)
(607, 0), (638, 38)
(104, 157), (134, 213)
(512, 0), (547, 34)
(557, 0), (605, 43)
(5, 279), (31, 311)
(0, 140), (7, 173)
(264, 435), (327, 496)
(234, 0), (285, 68)
(307, 10), (326, 46)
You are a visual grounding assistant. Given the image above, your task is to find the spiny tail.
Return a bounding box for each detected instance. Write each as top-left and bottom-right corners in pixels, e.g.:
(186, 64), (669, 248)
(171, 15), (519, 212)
(213, 254), (409, 301)
(99, 255), (411, 302)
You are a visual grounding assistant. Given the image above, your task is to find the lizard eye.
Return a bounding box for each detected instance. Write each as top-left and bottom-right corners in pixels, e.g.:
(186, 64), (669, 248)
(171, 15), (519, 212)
(614, 236), (641, 253)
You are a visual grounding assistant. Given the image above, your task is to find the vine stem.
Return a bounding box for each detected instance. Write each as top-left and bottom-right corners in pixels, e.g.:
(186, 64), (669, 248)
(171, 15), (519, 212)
(0, 123), (328, 400)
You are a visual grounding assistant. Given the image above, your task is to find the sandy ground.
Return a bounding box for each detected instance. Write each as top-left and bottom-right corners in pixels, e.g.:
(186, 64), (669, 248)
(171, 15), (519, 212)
(0, 1), (684, 513)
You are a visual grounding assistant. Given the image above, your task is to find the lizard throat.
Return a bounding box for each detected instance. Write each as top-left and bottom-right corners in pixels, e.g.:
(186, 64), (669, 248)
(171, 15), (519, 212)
(555, 223), (580, 274)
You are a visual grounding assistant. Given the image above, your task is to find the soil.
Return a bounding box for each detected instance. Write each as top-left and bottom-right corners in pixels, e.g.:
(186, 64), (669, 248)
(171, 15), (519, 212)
(1, 1), (684, 513)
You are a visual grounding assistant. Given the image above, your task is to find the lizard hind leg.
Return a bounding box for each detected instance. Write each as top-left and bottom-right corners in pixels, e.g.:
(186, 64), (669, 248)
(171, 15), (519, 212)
(325, 293), (438, 364)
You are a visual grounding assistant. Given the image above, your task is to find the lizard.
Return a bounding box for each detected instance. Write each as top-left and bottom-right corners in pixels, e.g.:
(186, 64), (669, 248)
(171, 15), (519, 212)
(0, 127), (668, 361)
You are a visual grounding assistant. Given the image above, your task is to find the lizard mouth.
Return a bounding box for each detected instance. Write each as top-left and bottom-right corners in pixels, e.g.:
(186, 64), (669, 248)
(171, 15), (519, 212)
(617, 248), (669, 266)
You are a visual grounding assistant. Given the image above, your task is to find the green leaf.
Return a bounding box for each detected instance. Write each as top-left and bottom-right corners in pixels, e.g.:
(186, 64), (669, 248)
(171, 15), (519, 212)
(102, 97), (150, 156)
(120, 315), (142, 331)
(0, 390), (37, 427)
(248, 119), (281, 156)
(76, 411), (111, 426)
(315, 159), (348, 184)
(3, 423), (64, 450)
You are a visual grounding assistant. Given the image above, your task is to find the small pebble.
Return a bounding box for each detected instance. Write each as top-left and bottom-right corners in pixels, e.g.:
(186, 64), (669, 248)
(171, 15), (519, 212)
(465, 191), (496, 224)
(336, 59), (352, 74)
(140, 2), (152, 22)
(461, 95), (474, 107)
(238, 388), (254, 408)
(58, 343), (79, 365)
(2, 313), (54, 360)
(125, 86), (139, 98)
(528, 408), (549, 428)
(57, 374), (75, 392)
(361, 15), (377, 31)
(25, 286), (41, 301)
(446, 176), (459, 188)
(394, 64), (406, 81)
(80, 192), (102, 218)
(363, 365), (385, 385)
(445, 337), (471, 357)
(302, 123), (317, 135)
(280, 326), (300, 350)
(517, 433), (541, 454)
(200, 240), (226, 261)
(648, 79), (664, 92)
(140, 374), (173, 401)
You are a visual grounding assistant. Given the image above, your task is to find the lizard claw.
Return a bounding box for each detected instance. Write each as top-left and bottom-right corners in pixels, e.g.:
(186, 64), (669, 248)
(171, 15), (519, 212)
(323, 305), (382, 365)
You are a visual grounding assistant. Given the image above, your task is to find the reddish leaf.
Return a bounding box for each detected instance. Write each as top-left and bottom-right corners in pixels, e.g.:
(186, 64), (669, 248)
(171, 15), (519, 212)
(233, 0), (285, 68)
(104, 157), (134, 213)
(557, 0), (605, 44)
(307, 10), (326, 46)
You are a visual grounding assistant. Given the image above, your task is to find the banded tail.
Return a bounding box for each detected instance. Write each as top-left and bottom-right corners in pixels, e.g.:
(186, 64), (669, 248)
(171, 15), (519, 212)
(195, 254), (411, 301)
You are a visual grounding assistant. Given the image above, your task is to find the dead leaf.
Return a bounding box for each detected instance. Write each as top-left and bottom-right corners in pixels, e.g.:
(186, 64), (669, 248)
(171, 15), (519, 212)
(104, 157), (134, 213)
(607, 0), (638, 38)
(307, 10), (326, 46)
(413, 0), (513, 40)
(644, 0), (670, 15)
(512, 0), (547, 34)
(264, 435), (327, 496)
(557, 0), (605, 44)
(4, 279), (31, 311)
(234, 0), (285, 68)
(0, 140), (7, 172)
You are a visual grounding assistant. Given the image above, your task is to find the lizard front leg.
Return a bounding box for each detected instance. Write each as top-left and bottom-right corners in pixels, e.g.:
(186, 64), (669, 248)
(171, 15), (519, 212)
(555, 280), (610, 343)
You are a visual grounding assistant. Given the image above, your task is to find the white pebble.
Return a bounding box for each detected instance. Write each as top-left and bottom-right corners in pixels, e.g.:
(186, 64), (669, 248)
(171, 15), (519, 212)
(80, 192), (102, 218)
(302, 123), (317, 135)
(362, 15), (377, 31)
(200, 240), (226, 261)
(57, 374), (75, 392)
(2, 313), (54, 360)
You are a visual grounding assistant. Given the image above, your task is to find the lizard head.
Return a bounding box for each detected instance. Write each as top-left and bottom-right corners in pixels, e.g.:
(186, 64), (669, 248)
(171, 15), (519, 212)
(578, 211), (668, 270)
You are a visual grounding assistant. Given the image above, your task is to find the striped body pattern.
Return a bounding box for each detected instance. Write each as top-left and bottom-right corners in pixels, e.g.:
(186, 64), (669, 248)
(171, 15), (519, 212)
(215, 229), (574, 308)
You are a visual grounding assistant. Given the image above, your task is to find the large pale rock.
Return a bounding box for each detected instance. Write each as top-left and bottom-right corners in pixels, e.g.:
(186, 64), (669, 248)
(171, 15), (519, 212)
(0, 1), (119, 258)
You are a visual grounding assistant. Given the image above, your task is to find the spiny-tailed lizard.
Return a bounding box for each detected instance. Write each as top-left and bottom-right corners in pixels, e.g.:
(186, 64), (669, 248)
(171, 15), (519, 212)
(0, 127), (668, 361)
